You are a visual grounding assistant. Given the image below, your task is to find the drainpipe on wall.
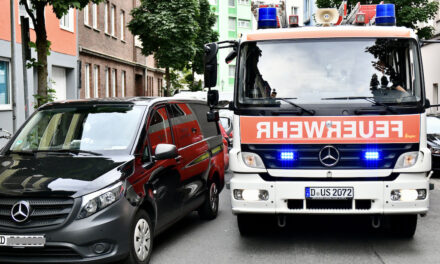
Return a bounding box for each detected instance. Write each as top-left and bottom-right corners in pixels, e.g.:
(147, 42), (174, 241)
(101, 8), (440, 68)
(10, 0), (18, 132)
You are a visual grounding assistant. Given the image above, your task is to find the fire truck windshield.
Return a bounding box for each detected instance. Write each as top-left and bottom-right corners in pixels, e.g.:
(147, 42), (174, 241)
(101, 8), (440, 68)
(237, 38), (422, 107)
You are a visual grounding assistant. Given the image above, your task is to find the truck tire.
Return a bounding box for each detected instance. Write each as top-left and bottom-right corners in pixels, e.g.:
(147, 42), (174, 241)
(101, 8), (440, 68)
(237, 214), (256, 236)
(389, 215), (417, 238)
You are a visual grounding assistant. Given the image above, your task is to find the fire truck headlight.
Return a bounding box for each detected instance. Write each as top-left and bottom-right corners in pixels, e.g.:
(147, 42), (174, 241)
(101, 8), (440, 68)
(241, 152), (265, 169)
(394, 152), (419, 169)
(390, 189), (427, 201)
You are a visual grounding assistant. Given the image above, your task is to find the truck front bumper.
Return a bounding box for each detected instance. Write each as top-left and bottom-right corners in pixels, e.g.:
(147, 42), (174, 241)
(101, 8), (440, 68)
(230, 173), (429, 215)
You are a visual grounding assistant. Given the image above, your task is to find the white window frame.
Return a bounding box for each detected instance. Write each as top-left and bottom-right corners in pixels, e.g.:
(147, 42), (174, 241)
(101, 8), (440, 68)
(111, 5), (116, 36)
(84, 4), (89, 26)
(0, 60), (12, 110)
(19, 0), (36, 29)
(120, 11), (125, 41)
(85, 64), (91, 99)
(93, 65), (99, 98)
(238, 0), (249, 5)
(111, 69), (116, 97)
(92, 3), (98, 29)
(60, 8), (74, 32)
(104, 2), (109, 33)
(238, 19), (250, 28)
(229, 0), (235, 7)
(121, 71), (126, 97)
(105, 68), (109, 97)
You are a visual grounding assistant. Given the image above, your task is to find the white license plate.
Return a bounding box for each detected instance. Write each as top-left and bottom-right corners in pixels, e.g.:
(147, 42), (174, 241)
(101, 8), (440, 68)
(0, 235), (45, 247)
(305, 187), (354, 200)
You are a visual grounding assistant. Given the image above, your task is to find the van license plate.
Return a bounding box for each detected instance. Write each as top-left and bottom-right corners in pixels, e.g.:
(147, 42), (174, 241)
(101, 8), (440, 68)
(305, 187), (354, 200)
(0, 235), (45, 247)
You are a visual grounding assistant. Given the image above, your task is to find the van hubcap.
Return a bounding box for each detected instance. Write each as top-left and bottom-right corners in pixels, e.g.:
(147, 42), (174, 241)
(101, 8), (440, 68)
(134, 218), (151, 261)
(210, 183), (218, 212)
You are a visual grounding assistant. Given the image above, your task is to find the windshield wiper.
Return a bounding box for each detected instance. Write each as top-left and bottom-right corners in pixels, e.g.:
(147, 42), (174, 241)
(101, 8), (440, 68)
(31, 149), (103, 156)
(321, 96), (397, 114)
(275, 98), (315, 115)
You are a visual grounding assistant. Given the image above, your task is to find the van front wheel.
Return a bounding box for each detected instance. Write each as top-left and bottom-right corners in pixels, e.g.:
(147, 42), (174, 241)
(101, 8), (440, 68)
(124, 210), (153, 264)
(198, 181), (219, 220)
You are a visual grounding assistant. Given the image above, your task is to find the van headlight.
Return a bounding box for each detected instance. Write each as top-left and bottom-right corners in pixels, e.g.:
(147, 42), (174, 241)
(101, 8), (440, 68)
(78, 182), (123, 219)
(395, 152), (419, 169)
(241, 152), (265, 169)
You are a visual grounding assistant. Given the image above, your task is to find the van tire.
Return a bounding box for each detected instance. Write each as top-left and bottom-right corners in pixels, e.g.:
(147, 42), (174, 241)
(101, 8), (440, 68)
(198, 181), (219, 220)
(124, 210), (153, 264)
(237, 214), (256, 236)
(389, 215), (417, 238)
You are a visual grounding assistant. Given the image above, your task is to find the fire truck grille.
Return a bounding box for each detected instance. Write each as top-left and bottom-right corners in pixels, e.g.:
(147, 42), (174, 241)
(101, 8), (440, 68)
(242, 143), (419, 169)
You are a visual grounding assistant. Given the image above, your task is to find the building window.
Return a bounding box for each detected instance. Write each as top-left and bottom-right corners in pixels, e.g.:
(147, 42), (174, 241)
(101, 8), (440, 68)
(92, 4), (98, 29)
(238, 19), (250, 28)
(104, 1), (109, 33)
(84, 4), (89, 26)
(228, 17), (236, 30)
(60, 8), (74, 32)
(120, 10), (125, 41)
(294, 7), (299, 15)
(238, 0), (249, 4)
(105, 68), (109, 97)
(19, 0), (36, 29)
(0, 61), (10, 108)
(111, 5), (116, 36)
(229, 65), (235, 77)
(94, 65), (99, 98)
(208, 0), (217, 5)
(111, 69), (116, 97)
(121, 71), (126, 97)
(85, 64), (91, 99)
(229, 0), (235, 7)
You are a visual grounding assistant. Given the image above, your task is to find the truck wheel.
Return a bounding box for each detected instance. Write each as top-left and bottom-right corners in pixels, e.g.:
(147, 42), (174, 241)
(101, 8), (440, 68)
(389, 215), (417, 238)
(125, 210), (153, 264)
(237, 214), (256, 236)
(198, 181), (219, 220)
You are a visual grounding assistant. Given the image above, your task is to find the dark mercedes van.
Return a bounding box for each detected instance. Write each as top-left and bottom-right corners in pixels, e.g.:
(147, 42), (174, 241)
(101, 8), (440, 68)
(0, 97), (225, 263)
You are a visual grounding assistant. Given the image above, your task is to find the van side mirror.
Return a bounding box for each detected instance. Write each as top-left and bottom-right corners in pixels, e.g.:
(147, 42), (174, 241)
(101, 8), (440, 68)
(154, 144), (178, 160)
(204, 43), (219, 88)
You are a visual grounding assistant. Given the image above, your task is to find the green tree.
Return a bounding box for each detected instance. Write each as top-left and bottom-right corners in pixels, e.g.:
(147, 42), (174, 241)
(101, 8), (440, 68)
(21, 0), (102, 107)
(129, 0), (199, 96)
(315, 0), (439, 39)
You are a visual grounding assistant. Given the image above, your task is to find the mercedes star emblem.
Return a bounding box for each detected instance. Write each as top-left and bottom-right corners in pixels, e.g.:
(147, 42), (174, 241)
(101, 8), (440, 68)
(319, 146), (340, 167)
(11, 201), (31, 223)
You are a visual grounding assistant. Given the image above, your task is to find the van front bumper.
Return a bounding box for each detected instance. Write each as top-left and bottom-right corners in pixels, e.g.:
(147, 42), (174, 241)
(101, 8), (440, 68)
(0, 198), (136, 263)
(230, 173), (429, 215)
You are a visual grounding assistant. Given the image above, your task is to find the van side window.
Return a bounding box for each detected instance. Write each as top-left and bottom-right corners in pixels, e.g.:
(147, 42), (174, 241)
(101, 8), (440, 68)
(189, 103), (219, 138)
(148, 107), (173, 156)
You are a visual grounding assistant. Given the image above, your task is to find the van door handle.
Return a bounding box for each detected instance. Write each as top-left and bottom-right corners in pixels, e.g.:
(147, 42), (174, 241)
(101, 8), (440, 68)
(192, 128), (197, 134)
(175, 156), (183, 163)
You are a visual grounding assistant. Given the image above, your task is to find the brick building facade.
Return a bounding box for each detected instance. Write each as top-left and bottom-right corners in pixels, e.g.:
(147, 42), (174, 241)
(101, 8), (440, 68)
(78, 0), (164, 99)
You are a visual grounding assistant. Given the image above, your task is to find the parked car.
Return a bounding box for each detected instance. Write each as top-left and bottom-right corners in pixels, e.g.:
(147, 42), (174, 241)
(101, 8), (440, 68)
(427, 115), (440, 175)
(0, 97), (225, 264)
(219, 110), (234, 150)
(219, 121), (230, 170)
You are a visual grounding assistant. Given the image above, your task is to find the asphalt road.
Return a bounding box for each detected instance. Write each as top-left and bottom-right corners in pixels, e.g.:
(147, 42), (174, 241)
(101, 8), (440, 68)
(151, 172), (440, 264)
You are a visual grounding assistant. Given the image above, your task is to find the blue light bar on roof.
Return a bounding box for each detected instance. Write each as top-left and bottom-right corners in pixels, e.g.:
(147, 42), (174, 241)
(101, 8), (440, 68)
(376, 4), (396, 26)
(258, 7), (278, 29)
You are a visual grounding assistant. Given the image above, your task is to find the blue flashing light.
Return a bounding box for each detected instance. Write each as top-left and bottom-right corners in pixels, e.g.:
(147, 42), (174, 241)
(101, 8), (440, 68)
(364, 151), (380, 160)
(280, 151), (296, 161)
(376, 4), (396, 26)
(258, 7), (278, 29)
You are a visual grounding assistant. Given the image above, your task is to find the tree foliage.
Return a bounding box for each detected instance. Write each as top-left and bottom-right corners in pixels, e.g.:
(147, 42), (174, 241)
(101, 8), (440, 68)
(22, 0), (102, 107)
(129, 0), (200, 95)
(315, 0), (439, 39)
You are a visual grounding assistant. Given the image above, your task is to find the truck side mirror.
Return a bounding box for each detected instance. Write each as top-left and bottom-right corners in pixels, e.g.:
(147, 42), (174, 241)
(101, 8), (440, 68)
(207, 89), (219, 108)
(204, 43), (219, 88)
(225, 48), (238, 64)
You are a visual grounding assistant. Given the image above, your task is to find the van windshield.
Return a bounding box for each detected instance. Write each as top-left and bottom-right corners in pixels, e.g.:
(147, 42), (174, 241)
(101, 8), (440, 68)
(238, 38), (422, 107)
(9, 105), (144, 155)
